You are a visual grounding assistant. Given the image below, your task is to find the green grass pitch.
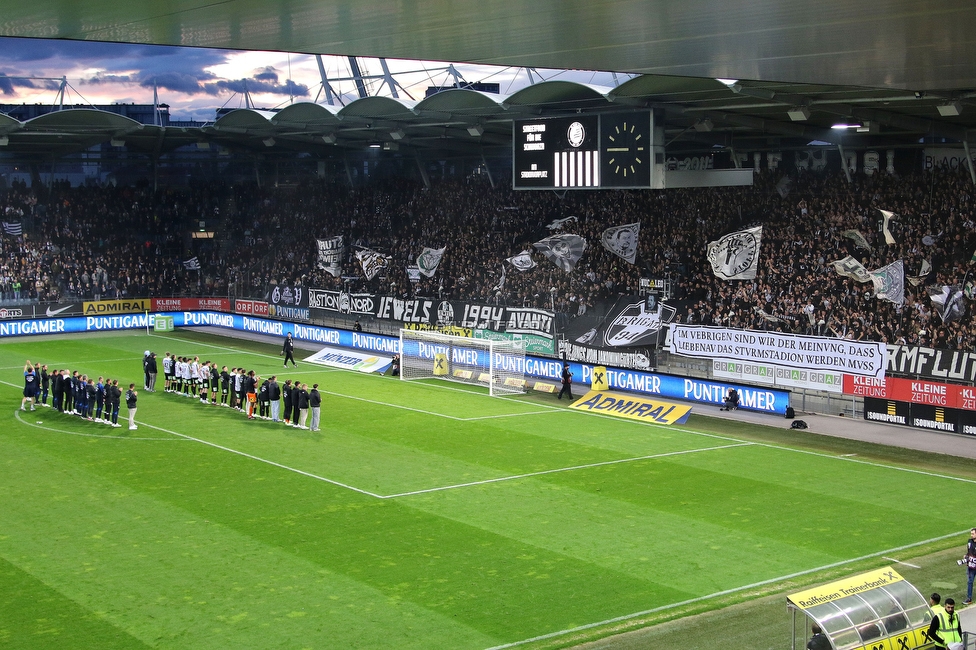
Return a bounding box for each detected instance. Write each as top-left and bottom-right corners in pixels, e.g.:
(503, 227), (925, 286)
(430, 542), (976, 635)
(1, 330), (973, 649)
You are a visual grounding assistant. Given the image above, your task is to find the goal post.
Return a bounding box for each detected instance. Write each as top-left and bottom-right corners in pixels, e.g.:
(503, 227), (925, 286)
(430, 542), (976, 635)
(398, 329), (526, 396)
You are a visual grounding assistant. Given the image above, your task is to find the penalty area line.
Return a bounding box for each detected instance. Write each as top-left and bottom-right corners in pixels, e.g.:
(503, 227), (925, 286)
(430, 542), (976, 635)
(484, 529), (968, 650)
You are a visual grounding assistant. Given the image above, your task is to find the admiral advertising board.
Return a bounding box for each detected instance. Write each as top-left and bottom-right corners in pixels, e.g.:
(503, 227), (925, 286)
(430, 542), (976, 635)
(83, 299), (151, 315)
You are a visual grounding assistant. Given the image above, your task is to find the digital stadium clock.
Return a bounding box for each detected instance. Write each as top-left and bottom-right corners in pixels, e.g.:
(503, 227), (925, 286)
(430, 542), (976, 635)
(513, 112), (653, 190)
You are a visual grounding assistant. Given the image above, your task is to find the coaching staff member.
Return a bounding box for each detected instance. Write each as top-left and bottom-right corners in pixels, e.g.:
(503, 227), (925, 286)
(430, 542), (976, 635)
(281, 333), (298, 367)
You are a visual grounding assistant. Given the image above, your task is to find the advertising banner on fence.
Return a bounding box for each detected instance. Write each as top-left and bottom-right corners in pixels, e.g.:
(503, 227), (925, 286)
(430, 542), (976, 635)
(843, 374), (976, 410)
(864, 396), (976, 435)
(886, 343), (976, 382)
(235, 299), (269, 316)
(83, 299), (151, 315)
(268, 284), (308, 308)
(153, 298), (230, 312)
(307, 289), (375, 315)
(713, 359), (844, 393)
(670, 324), (886, 379)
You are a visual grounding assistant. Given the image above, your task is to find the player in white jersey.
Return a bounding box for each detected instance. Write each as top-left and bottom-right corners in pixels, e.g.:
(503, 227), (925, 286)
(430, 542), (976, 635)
(162, 352), (174, 392)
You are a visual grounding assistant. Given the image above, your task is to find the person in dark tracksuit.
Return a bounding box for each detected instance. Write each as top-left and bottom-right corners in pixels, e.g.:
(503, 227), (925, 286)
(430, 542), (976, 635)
(557, 363), (573, 400)
(281, 333), (297, 367)
(290, 380), (301, 426)
(282, 379), (293, 424)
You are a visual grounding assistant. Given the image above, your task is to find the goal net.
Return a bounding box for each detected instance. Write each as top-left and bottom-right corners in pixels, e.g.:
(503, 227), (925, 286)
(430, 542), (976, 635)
(399, 329), (526, 396)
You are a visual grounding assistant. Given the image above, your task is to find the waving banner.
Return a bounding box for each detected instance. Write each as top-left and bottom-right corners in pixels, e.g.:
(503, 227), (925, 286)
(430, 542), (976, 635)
(356, 249), (389, 281)
(316, 236), (344, 277)
(534, 234), (587, 272)
(706, 226), (762, 280)
(869, 259), (905, 305)
(417, 246), (446, 277)
(830, 255), (872, 283)
(878, 209), (897, 245)
(601, 222), (640, 264)
(842, 229), (872, 251)
(507, 250), (537, 272)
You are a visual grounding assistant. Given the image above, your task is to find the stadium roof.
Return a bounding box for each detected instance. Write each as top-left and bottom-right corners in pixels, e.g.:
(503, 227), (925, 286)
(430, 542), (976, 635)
(1, 3), (975, 162)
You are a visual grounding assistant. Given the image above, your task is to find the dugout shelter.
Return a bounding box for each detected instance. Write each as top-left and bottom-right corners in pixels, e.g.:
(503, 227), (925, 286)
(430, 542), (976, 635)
(787, 567), (934, 650)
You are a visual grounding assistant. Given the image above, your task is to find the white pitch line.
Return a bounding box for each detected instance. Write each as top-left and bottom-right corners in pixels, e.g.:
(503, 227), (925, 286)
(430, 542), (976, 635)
(12, 410), (185, 441)
(882, 556), (922, 569)
(381, 442), (754, 499)
(483, 529), (968, 650)
(137, 421), (386, 499)
(461, 409), (565, 421)
(318, 388), (467, 421)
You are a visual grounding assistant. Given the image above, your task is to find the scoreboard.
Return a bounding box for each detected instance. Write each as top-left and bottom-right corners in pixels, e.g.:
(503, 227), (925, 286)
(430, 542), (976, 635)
(513, 112), (655, 190)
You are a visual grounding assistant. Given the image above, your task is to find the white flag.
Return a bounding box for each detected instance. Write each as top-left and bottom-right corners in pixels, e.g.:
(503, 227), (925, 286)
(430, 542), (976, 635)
(830, 256), (872, 283)
(869, 260), (904, 306)
(546, 216), (578, 231)
(182, 257), (201, 270)
(316, 236), (344, 277)
(534, 234), (587, 272)
(417, 246), (446, 277)
(506, 250), (537, 272)
(706, 226), (762, 281)
(878, 209), (897, 245)
(841, 229), (873, 252)
(356, 249), (389, 281)
(907, 259), (932, 287)
(928, 284), (966, 323)
(601, 222), (640, 264)
(491, 265), (506, 292)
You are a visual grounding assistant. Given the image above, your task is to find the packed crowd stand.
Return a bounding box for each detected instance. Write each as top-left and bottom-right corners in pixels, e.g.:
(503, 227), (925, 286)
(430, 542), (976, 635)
(1, 165), (974, 351)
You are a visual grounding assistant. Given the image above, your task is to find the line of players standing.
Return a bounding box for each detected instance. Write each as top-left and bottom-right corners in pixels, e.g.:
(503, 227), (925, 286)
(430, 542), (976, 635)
(21, 360), (130, 428)
(156, 352), (322, 431)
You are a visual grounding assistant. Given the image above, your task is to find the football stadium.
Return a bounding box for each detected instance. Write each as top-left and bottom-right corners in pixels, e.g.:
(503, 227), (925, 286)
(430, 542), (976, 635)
(3, 4), (976, 650)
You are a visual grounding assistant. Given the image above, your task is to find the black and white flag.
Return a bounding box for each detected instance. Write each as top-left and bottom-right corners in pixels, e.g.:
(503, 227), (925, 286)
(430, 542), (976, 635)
(869, 260), (904, 305)
(2, 221), (22, 236)
(841, 229), (873, 252)
(907, 259), (932, 287)
(356, 249), (389, 281)
(830, 255), (872, 283)
(405, 266), (421, 283)
(706, 226), (762, 281)
(601, 222), (640, 264)
(928, 284), (966, 323)
(506, 250), (537, 272)
(534, 234), (587, 272)
(491, 265), (506, 292)
(417, 246), (446, 277)
(316, 236), (344, 277)
(182, 257), (201, 270)
(546, 216), (578, 231)
(878, 209), (897, 245)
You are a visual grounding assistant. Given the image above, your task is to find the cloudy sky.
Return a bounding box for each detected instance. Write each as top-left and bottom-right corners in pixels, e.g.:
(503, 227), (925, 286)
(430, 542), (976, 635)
(0, 37), (630, 122)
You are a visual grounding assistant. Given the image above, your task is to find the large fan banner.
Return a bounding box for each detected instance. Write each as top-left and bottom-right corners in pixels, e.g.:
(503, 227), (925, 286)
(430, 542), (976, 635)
(601, 222), (640, 264)
(878, 209), (897, 245)
(706, 226), (762, 280)
(579, 294), (678, 348)
(417, 246), (446, 277)
(669, 324), (887, 379)
(316, 236), (344, 276)
(534, 234), (587, 272)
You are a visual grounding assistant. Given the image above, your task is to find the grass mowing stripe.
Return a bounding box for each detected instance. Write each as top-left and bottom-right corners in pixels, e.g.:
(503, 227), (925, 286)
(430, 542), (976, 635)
(136, 420), (386, 498)
(484, 529), (967, 650)
(383, 442), (754, 498)
(13, 410), (186, 441)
